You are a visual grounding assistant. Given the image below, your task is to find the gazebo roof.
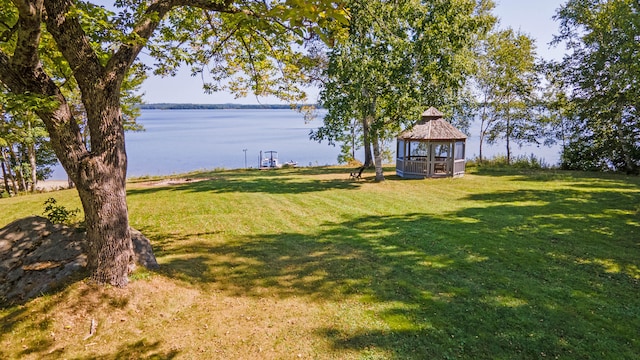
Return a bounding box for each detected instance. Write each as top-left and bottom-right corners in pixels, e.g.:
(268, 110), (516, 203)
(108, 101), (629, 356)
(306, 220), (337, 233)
(398, 107), (467, 141)
(421, 107), (444, 120)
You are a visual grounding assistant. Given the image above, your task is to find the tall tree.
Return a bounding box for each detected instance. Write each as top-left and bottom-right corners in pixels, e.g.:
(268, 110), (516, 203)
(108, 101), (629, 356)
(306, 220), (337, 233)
(537, 61), (576, 154)
(554, 0), (640, 173)
(0, 0), (347, 286)
(314, 0), (494, 181)
(0, 90), (60, 192)
(0, 109), (20, 195)
(474, 28), (539, 164)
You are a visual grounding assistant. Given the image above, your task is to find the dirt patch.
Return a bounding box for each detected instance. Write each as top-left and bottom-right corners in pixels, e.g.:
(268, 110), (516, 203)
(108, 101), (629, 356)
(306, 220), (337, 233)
(34, 177), (211, 192)
(131, 177), (212, 188)
(0, 216), (158, 306)
(34, 180), (72, 191)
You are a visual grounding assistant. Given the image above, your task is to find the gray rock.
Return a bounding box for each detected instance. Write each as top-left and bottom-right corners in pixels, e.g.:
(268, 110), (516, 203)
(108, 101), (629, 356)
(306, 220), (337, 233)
(130, 228), (160, 270)
(0, 216), (159, 306)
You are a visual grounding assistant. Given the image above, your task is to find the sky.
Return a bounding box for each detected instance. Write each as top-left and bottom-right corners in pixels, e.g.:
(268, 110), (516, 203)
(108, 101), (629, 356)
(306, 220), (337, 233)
(140, 0), (568, 104)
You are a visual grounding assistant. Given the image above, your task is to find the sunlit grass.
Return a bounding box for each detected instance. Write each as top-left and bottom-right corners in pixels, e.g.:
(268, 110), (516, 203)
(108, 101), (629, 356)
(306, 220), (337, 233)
(1, 166), (639, 359)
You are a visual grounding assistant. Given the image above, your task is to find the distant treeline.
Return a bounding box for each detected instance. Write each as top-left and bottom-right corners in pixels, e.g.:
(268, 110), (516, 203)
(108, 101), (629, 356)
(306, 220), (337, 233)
(139, 103), (319, 110)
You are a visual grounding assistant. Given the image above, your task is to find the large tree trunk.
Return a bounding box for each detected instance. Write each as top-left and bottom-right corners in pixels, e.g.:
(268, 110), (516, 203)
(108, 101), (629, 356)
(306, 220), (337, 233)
(38, 78), (133, 286)
(362, 117), (374, 167)
(360, 87), (375, 168)
(45, 100), (133, 287)
(76, 170), (132, 286)
(69, 101), (133, 286)
(371, 130), (385, 182)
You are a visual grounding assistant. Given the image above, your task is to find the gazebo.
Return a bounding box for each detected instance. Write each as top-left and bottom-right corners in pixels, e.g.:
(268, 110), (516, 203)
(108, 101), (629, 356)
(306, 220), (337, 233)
(396, 107), (467, 178)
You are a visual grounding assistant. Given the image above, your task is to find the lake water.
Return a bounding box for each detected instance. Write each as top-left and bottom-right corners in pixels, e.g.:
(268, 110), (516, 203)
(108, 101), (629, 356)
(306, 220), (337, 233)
(50, 109), (561, 180)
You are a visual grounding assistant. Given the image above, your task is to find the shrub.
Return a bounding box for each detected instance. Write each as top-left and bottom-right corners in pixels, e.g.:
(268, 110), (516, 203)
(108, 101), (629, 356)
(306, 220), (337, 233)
(43, 197), (80, 225)
(471, 154), (552, 170)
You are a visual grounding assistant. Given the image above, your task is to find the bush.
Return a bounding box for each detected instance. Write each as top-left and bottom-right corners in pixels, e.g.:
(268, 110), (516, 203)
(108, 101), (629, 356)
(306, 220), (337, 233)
(43, 197), (80, 225)
(471, 154), (551, 170)
(512, 154), (550, 169)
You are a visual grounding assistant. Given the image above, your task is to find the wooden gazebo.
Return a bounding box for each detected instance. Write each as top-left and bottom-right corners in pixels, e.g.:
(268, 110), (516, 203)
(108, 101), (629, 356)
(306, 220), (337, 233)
(396, 107), (466, 178)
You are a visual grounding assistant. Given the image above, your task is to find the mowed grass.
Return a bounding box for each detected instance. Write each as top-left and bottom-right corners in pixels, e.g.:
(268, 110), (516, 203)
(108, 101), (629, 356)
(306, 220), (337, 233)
(1, 166), (639, 359)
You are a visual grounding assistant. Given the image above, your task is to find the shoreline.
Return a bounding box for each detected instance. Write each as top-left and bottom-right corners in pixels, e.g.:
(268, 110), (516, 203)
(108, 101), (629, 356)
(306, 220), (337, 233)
(35, 180), (71, 191)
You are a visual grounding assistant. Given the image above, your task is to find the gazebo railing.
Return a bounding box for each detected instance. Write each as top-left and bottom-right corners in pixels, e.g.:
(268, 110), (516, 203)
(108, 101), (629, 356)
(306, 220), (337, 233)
(453, 159), (465, 175)
(397, 158), (429, 176)
(407, 160), (429, 175)
(397, 157), (465, 178)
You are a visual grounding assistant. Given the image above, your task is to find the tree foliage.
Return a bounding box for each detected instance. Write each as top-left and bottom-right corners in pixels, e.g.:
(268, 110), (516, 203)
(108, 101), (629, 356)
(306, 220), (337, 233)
(473, 28), (540, 164)
(314, 0), (494, 180)
(0, 0), (347, 286)
(0, 0), (146, 189)
(554, 0), (640, 173)
(0, 90), (57, 194)
(536, 61), (578, 152)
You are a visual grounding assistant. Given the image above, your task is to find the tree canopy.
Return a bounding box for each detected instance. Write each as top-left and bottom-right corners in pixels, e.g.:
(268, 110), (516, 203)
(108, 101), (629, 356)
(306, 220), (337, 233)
(0, 90), (57, 194)
(0, 0), (347, 286)
(314, 0), (494, 180)
(474, 28), (539, 164)
(554, 0), (640, 172)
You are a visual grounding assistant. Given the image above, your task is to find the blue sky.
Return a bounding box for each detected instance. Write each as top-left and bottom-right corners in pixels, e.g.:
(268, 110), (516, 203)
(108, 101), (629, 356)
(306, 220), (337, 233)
(140, 0), (567, 104)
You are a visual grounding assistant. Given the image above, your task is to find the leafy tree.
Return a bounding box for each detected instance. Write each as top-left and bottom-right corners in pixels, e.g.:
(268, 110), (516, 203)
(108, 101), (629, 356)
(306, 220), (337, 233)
(0, 0), (347, 286)
(553, 0), (640, 173)
(0, 91), (55, 193)
(314, 0), (494, 181)
(537, 61), (577, 154)
(0, 3), (146, 191)
(474, 28), (540, 164)
(0, 112), (20, 195)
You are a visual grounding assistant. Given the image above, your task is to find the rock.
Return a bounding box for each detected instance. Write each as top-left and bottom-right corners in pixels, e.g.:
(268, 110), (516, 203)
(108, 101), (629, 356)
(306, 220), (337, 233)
(0, 216), (159, 306)
(0, 239), (11, 253)
(130, 228), (159, 270)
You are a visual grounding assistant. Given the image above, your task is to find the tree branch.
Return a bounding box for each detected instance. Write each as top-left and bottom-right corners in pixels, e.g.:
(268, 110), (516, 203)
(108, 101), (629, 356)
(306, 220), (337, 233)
(0, 20), (18, 42)
(11, 0), (44, 70)
(43, 0), (105, 93)
(0, 48), (88, 178)
(107, 0), (241, 94)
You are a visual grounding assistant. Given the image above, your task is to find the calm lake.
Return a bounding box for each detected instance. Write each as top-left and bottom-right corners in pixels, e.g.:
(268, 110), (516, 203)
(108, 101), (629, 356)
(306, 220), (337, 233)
(50, 109), (561, 180)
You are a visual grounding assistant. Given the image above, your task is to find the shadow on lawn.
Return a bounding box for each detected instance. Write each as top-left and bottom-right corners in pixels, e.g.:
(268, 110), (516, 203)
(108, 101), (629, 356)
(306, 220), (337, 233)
(5, 170), (636, 359)
(157, 183), (639, 358)
(473, 167), (640, 187)
(76, 340), (179, 360)
(0, 283), (179, 360)
(127, 167), (369, 196)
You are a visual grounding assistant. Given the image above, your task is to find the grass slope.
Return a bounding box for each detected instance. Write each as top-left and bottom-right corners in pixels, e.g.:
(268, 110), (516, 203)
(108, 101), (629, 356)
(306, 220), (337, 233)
(1, 166), (639, 359)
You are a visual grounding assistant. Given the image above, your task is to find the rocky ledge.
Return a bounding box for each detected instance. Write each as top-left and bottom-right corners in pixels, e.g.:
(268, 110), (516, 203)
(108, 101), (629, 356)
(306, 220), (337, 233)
(0, 216), (158, 306)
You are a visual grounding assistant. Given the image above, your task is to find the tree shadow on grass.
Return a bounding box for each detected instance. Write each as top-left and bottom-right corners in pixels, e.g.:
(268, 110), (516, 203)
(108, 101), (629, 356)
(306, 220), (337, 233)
(13, 339), (178, 360)
(0, 281), (179, 360)
(127, 168), (368, 197)
(472, 167), (640, 188)
(77, 340), (179, 360)
(155, 184), (639, 358)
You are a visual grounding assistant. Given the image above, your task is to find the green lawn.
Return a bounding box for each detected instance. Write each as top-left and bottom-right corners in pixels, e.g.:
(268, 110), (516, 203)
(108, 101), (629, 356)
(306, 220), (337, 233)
(1, 166), (639, 359)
